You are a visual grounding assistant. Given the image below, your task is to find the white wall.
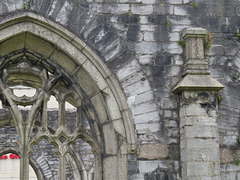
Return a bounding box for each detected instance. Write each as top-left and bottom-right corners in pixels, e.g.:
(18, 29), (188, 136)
(0, 154), (37, 180)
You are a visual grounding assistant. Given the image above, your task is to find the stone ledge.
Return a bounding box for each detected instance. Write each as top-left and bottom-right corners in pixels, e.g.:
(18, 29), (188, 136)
(172, 74), (224, 93)
(182, 27), (207, 39)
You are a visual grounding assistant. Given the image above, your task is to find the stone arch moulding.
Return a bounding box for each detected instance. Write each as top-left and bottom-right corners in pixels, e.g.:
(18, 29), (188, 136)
(0, 12), (136, 180)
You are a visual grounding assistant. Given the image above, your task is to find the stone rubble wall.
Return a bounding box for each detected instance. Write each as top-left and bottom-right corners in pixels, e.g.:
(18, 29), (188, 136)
(0, 0), (239, 179)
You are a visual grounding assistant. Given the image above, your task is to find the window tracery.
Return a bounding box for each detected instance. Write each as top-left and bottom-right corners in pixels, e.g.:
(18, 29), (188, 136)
(0, 55), (98, 180)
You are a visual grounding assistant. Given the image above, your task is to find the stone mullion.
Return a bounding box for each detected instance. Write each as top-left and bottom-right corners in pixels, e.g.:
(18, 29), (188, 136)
(59, 100), (65, 128)
(59, 154), (66, 180)
(21, 92), (45, 180)
(42, 95), (49, 131)
(20, 138), (29, 180)
(58, 96), (67, 180)
(20, 116), (29, 180)
(76, 106), (83, 130)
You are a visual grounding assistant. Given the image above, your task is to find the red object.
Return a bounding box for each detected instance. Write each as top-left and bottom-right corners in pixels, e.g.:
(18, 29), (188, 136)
(0, 154), (20, 159)
(9, 154), (20, 159)
(0, 155), (7, 159)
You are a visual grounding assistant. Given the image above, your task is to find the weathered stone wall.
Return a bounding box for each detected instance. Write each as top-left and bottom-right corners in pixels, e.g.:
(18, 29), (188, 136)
(181, 1), (240, 179)
(0, 0), (240, 179)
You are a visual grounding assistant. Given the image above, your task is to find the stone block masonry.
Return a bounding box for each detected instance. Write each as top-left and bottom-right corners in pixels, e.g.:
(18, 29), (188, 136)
(173, 28), (223, 180)
(180, 91), (221, 179)
(0, 0), (240, 180)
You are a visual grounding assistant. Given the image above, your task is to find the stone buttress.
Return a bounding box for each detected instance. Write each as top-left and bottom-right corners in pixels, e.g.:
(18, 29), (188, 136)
(173, 28), (224, 180)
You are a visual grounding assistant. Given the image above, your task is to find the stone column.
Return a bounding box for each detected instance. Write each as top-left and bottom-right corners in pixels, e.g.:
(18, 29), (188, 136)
(173, 28), (224, 180)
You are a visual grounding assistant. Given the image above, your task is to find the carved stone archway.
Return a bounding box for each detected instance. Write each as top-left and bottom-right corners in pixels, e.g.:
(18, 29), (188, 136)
(0, 12), (136, 180)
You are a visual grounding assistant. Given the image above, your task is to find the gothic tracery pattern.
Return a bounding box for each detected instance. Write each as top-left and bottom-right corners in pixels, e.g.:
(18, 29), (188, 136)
(0, 55), (98, 180)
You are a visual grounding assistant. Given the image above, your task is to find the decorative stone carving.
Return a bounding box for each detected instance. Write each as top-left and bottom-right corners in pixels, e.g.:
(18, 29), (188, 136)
(0, 14), (136, 180)
(172, 28), (224, 93)
(0, 57), (98, 180)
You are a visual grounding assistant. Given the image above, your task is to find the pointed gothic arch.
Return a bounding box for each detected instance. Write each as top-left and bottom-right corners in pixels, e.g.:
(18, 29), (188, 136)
(0, 12), (136, 180)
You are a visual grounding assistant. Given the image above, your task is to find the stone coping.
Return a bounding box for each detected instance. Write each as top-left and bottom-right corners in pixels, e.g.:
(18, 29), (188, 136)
(172, 74), (224, 93)
(182, 27), (207, 39)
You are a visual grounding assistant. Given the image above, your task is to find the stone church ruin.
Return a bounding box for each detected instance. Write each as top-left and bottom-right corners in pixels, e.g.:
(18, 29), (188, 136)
(0, 0), (239, 180)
